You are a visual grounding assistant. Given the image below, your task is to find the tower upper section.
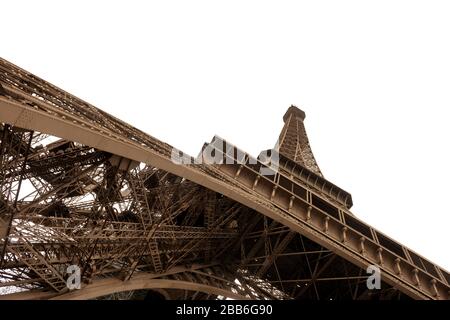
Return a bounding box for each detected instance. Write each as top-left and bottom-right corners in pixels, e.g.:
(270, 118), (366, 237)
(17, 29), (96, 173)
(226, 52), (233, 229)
(278, 105), (323, 177)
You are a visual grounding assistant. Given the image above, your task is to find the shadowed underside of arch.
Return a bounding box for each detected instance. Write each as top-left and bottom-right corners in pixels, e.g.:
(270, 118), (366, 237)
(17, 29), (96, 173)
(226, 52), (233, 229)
(0, 57), (449, 300)
(3, 270), (249, 300)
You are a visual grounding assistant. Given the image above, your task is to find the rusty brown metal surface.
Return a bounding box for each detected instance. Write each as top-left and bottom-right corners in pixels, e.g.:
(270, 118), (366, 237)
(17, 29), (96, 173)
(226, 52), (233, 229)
(0, 57), (448, 300)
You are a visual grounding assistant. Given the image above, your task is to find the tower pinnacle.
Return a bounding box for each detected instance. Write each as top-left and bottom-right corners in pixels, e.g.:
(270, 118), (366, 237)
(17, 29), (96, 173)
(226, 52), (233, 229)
(278, 105), (323, 176)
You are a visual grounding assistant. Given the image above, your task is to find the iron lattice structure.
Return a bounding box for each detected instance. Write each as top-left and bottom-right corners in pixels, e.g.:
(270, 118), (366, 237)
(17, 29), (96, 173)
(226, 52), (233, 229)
(0, 57), (449, 300)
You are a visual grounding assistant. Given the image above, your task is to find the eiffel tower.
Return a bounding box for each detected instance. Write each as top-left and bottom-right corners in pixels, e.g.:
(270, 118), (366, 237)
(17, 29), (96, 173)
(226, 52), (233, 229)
(0, 57), (448, 300)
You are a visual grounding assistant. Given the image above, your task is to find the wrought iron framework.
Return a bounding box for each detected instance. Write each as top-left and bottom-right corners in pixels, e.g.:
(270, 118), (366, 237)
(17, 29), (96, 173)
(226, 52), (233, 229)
(0, 57), (448, 300)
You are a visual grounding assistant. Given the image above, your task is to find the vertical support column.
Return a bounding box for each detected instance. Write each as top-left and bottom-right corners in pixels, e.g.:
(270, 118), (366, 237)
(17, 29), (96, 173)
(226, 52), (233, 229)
(359, 237), (366, 256)
(270, 186), (278, 201)
(306, 206), (312, 223)
(323, 216), (330, 233)
(377, 247), (384, 266)
(204, 191), (216, 263)
(341, 226), (348, 244)
(394, 258), (402, 277)
(234, 164), (244, 179)
(429, 279), (439, 298)
(412, 268), (421, 288)
(252, 175), (260, 190)
(288, 195), (295, 211)
(306, 190), (312, 204)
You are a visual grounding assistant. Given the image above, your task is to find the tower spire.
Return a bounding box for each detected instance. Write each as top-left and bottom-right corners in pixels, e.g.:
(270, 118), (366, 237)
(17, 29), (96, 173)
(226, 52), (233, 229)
(278, 105), (323, 176)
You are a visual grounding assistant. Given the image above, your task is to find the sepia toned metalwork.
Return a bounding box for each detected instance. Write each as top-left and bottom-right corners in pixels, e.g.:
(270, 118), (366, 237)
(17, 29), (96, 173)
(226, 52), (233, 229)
(0, 57), (448, 300)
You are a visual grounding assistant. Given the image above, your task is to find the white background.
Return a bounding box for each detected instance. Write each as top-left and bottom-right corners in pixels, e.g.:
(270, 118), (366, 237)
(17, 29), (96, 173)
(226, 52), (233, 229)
(2, 1), (449, 271)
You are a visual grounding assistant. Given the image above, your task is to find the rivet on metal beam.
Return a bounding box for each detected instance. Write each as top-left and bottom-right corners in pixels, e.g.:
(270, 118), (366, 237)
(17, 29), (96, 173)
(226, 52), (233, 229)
(359, 237), (366, 256)
(306, 206), (312, 223)
(412, 268), (421, 288)
(234, 165), (244, 179)
(430, 279), (439, 298)
(341, 226), (348, 243)
(288, 195), (295, 211)
(270, 186), (278, 201)
(252, 175), (260, 190)
(394, 258), (402, 276)
(323, 216), (330, 233)
(377, 247), (384, 266)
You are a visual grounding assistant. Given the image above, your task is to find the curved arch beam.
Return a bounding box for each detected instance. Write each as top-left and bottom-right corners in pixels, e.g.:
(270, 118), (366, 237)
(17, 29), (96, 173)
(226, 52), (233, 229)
(0, 273), (248, 300)
(50, 274), (248, 300)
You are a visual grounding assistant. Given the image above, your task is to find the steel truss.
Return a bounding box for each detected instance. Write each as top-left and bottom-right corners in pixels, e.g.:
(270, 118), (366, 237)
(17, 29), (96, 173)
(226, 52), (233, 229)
(0, 57), (449, 300)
